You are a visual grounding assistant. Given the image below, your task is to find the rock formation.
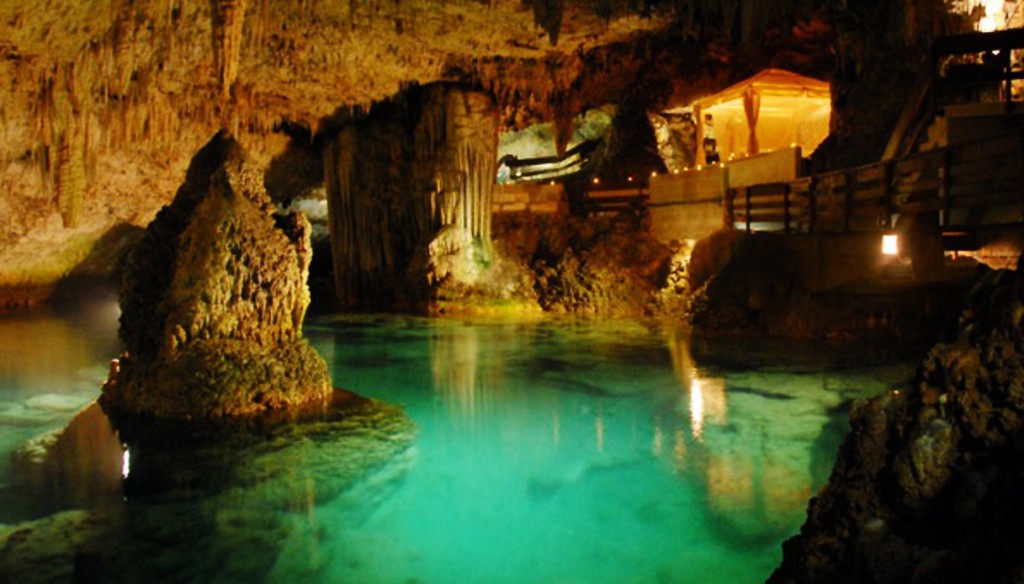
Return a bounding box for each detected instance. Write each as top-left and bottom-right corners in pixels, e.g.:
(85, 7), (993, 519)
(684, 230), (973, 340)
(323, 83), (515, 312)
(101, 130), (331, 418)
(493, 211), (673, 316)
(771, 268), (1024, 583)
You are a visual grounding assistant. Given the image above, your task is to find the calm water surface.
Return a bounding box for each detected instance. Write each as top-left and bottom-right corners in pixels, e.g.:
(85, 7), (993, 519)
(0, 290), (923, 583)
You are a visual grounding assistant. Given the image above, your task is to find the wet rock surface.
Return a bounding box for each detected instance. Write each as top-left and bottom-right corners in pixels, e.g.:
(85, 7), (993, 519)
(101, 131), (331, 418)
(686, 230), (971, 340)
(771, 267), (1024, 583)
(494, 211), (673, 316)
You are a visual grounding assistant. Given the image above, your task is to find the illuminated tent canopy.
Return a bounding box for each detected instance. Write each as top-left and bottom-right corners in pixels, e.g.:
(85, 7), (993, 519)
(669, 68), (832, 165)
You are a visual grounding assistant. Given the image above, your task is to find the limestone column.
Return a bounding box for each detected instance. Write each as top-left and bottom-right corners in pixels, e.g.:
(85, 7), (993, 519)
(323, 83), (498, 310)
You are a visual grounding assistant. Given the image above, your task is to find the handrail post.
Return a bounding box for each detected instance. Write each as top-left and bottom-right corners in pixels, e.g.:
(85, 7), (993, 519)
(810, 177), (818, 234)
(883, 160), (895, 230)
(745, 186), (752, 232)
(844, 171), (853, 233)
(941, 147), (952, 228)
(784, 183), (791, 233)
(1019, 129), (1024, 223)
(724, 188), (733, 229)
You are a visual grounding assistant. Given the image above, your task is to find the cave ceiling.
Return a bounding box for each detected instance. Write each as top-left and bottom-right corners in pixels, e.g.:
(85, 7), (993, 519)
(0, 0), (842, 253)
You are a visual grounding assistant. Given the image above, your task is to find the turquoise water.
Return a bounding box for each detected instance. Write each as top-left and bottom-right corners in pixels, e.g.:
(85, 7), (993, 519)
(0, 291), (923, 583)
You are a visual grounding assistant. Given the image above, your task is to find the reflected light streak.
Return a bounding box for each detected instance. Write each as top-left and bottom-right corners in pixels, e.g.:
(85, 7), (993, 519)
(553, 410), (561, 447)
(595, 408), (605, 453)
(690, 378), (705, 440)
(121, 447), (131, 480)
(689, 376), (729, 441)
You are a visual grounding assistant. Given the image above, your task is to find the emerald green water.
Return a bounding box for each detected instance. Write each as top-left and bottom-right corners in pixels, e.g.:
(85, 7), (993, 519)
(0, 291), (922, 583)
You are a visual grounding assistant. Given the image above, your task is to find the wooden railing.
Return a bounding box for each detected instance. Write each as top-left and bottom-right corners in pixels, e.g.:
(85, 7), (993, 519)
(580, 187), (649, 217)
(933, 27), (1024, 110)
(725, 128), (1024, 234)
(502, 139), (602, 183)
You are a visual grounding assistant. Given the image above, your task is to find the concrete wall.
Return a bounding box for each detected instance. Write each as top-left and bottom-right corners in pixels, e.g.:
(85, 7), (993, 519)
(648, 167), (727, 242)
(726, 147), (803, 188)
(648, 147), (804, 243)
(493, 183), (564, 214)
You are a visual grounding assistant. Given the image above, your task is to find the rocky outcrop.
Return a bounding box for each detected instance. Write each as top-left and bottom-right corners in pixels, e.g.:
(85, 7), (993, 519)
(403, 224), (541, 316)
(771, 268), (1024, 583)
(685, 230), (972, 340)
(494, 211), (673, 316)
(101, 131), (331, 418)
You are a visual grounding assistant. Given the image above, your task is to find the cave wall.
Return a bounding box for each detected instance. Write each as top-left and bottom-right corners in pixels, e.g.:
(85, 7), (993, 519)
(322, 83), (498, 310)
(814, 0), (963, 170)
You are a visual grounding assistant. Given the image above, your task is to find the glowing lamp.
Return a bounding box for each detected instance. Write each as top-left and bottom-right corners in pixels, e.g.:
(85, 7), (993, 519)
(651, 171), (658, 178)
(593, 177), (600, 185)
(882, 234), (899, 256)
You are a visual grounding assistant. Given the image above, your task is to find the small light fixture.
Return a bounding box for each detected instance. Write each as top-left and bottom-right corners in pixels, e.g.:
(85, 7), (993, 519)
(882, 234), (899, 256)
(650, 171), (658, 178)
(696, 165), (702, 171)
(593, 177), (600, 185)
(628, 176), (634, 182)
(673, 169), (679, 175)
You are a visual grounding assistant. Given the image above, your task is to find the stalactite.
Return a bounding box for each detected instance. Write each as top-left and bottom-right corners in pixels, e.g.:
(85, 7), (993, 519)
(56, 117), (86, 229)
(210, 0), (248, 98)
(113, 0), (136, 96)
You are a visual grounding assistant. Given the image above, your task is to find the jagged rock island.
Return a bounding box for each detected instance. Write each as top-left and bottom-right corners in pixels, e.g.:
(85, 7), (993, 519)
(101, 131), (332, 418)
(771, 268), (1024, 583)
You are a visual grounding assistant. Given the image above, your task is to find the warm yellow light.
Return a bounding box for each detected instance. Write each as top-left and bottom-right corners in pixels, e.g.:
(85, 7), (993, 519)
(673, 169), (679, 175)
(978, 0), (1004, 31)
(696, 165), (702, 171)
(121, 447), (131, 479)
(593, 177), (600, 185)
(628, 176), (634, 182)
(651, 171), (658, 177)
(882, 234), (899, 256)
(690, 378), (705, 441)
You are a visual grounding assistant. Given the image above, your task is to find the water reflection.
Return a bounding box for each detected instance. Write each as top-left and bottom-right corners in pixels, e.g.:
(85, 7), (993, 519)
(420, 319), (858, 547)
(662, 329), (879, 544)
(0, 310), (914, 584)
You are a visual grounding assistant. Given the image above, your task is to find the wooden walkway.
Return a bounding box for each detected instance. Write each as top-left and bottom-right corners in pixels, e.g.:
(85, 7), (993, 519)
(724, 127), (1024, 239)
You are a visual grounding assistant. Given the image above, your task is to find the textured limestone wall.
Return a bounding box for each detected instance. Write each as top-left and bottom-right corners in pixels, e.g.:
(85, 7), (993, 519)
(323, 83), (498, 310)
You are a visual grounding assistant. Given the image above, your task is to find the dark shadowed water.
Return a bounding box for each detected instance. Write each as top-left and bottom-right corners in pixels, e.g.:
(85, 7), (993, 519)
(0, 289), (925, 583)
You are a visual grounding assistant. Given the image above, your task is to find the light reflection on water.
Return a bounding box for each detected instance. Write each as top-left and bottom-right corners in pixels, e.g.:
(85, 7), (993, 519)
(0, 299), (923, 583)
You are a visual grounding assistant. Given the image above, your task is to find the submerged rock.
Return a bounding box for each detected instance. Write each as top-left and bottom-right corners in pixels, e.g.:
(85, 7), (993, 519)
(771, 267), (1024, 583)
(102, 131), (331, 418)
(2, 396), (417, 583)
